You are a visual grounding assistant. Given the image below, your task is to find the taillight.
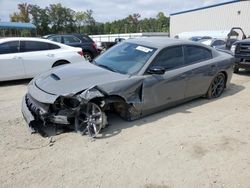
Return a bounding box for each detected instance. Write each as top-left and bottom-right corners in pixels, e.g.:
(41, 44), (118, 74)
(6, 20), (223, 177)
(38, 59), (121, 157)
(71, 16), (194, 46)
(77, 51), (84, 56)
(92, 42), (97, 50)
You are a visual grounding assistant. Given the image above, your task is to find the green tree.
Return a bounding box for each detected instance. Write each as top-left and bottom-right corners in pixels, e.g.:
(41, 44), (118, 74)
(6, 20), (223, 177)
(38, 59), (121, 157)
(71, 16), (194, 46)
(29, 5), (50, 35)
(47, 3), (76, 33)
(156, 12), (169, 32)
(10, 3), (30, 22)
(127, 13), (141, 32)
(75, 11), (87, 33)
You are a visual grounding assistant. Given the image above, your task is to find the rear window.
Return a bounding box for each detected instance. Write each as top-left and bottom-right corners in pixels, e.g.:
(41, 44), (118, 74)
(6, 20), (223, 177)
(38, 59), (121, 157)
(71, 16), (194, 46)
(81, 35), (93, 42)
(20, 41), (60, 52)
(184, 45), (212, 64)
(0, 41), (19, 54)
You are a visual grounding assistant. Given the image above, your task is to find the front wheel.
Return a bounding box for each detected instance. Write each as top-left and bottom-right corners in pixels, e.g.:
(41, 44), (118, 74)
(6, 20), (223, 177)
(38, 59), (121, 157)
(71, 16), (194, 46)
(75, 102), (107, 138)
(207, 73), (226, 99)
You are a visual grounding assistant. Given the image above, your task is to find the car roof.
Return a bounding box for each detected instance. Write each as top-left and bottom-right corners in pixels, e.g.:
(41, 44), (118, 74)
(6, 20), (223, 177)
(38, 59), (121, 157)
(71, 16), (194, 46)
(127, 37), (209, 49)
(0, 37), (68, 46)
(0, 37), (56, 43)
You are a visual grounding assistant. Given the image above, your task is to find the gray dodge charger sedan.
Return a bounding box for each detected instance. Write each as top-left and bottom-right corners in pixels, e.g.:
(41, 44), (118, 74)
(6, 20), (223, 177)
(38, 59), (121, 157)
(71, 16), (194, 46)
(22, 37), (234, 137)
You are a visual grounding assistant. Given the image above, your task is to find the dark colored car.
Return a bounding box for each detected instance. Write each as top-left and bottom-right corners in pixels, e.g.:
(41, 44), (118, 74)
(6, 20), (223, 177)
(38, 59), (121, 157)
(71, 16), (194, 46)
(46, 34), (99, 61)
(22, 37), (234, 138)
(97, 38), (126, 53)
(232, 39), (250, 73)
(189, 36), (212, 42)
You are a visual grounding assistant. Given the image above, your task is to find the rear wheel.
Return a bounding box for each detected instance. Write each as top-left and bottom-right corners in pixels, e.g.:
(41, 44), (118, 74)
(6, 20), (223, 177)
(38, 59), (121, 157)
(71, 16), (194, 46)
(83, 52), (93, 62)
(207, 73), (226, 99)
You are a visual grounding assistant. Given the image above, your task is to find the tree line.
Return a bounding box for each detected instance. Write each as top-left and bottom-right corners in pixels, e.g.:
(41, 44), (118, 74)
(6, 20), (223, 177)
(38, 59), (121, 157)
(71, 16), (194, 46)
(9, 3), (169, 36)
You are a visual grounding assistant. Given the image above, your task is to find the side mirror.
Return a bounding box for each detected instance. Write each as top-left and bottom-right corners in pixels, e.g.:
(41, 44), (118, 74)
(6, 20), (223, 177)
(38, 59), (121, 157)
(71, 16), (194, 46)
(147, 66), (165, 75)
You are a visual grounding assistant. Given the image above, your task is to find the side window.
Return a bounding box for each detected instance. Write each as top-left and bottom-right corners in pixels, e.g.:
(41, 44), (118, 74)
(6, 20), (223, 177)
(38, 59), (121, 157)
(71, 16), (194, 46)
(63, 36), (81, 44)
(0, 41), (19, 54)
(184, 45), (212, 65)
(48, 36), (61, 43)
(152, 46), (184, 70)
(49, 43), (60, 50)
(20, 41), (58, 52)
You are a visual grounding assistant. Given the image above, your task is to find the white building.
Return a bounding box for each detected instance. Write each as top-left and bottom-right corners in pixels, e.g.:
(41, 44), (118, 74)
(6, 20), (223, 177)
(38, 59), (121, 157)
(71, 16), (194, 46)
(90, 32), (169, 43)
(170, 0), (250, 38)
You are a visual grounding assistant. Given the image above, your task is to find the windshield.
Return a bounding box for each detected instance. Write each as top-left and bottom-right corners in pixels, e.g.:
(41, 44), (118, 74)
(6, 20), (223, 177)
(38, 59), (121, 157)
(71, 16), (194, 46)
(94, 42), (157, 75)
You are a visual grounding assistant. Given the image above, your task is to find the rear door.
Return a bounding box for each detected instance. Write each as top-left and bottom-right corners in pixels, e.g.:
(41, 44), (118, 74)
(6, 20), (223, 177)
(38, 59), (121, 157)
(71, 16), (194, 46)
(142, 46), (189, 112)
(20, 41), (60, 77)
(0, 41), (26, 81)
(183, 45), (215, 98)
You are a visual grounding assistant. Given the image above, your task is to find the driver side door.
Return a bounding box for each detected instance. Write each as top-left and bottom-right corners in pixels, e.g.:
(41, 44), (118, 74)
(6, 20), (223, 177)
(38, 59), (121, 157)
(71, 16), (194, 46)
(142, 45), (190, 114)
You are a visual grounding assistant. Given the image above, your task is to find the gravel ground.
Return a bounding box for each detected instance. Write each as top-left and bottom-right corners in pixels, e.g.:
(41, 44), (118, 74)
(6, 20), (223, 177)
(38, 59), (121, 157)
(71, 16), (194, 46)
(0, 72), (250, 188)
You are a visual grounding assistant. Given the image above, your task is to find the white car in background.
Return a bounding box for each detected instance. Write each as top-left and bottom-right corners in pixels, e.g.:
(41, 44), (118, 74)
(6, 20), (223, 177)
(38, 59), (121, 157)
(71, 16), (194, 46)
(0, 37), (86, 81)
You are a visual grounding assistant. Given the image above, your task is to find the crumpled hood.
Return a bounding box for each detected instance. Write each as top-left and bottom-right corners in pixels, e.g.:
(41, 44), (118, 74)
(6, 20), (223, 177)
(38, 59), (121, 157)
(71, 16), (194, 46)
(35, 63), (129, 95)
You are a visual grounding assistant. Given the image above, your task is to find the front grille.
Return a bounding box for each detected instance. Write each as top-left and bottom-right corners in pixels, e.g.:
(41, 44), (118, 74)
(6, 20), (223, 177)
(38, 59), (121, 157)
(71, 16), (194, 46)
(25, 94), (49, 117)
(236, 43), (250, 55)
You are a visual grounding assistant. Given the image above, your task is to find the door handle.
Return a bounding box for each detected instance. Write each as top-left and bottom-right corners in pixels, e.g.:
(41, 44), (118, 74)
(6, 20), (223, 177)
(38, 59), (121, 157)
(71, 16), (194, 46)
(47, 54), (55, 57)
(12, 56), (22, 60)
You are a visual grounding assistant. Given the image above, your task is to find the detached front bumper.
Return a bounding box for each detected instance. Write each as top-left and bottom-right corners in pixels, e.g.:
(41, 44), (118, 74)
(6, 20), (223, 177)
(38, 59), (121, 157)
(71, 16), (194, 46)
(21, 96), (35, 132)
(21, 93), (73, 135)
(21, 93), (51, 132)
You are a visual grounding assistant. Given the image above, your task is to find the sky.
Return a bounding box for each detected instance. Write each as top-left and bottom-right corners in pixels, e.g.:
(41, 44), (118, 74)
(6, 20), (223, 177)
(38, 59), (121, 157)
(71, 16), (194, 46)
(0, 0), (232, 22)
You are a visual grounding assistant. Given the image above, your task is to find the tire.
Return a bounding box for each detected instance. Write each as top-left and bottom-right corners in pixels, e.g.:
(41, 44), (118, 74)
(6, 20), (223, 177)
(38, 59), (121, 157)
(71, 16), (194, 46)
(52, 60), (68, 67)
(233, 66), (239, 73)
(207, 73), (226, 99)
(83, 52), (93, 62)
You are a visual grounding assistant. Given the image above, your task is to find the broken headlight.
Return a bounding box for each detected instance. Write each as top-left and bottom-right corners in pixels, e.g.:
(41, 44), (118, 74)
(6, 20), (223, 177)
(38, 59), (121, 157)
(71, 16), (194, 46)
(54, 96), (81, 109)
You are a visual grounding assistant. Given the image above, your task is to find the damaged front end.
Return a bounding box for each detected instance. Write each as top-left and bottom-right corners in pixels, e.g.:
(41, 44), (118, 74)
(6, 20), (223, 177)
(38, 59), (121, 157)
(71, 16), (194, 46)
(22, 76), (144, 138)
(22, 88), (108, 138)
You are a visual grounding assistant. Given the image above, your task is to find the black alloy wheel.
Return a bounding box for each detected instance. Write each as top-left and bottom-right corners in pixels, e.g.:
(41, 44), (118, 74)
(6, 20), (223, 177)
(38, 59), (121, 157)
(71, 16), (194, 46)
(207, 73), (226, 99)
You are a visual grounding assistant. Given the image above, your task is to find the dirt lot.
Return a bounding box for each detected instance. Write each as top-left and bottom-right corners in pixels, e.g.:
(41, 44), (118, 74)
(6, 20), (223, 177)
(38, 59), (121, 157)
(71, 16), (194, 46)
(0, 72), (250, 188)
